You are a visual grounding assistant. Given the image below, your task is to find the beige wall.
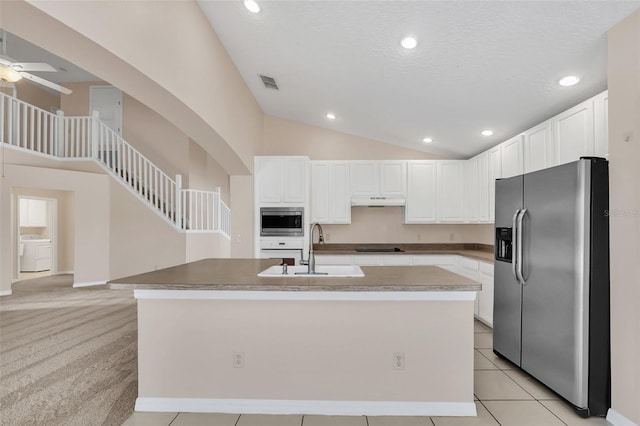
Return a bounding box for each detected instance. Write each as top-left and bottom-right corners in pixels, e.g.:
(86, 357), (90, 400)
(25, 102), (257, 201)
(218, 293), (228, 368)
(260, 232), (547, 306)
(138, 298), (473, 403)
(12, 188), (74, 275)
(2, 0), (262, 176)
(607, 10), (640, 425)
(324, 208), (494, 245)
(0, 164), (109, 292)
(262, 115), (447, 160)
(185, 233), (231, 263)
(1, 79), (61, 112)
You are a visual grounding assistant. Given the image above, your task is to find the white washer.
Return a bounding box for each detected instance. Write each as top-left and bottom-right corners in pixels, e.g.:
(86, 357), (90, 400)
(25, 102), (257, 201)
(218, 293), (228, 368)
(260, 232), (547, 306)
(20, 235), (52, 272)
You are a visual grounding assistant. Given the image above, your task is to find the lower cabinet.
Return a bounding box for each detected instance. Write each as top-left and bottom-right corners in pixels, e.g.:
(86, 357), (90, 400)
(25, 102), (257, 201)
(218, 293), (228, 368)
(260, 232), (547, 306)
(315, 253), (494, 327)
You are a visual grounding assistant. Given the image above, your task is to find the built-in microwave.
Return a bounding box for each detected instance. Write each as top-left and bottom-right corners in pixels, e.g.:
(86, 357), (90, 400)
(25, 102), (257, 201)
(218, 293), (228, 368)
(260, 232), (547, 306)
(260, 207), (304, 237)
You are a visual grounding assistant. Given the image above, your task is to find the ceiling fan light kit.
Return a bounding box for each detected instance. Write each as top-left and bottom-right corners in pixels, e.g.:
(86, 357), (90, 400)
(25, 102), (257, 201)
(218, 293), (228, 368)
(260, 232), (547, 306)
(0, 65), (22, 83)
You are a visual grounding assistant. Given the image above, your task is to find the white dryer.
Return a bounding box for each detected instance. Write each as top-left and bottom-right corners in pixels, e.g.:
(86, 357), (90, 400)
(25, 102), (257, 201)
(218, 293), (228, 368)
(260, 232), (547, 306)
(20, 234), (52, 272)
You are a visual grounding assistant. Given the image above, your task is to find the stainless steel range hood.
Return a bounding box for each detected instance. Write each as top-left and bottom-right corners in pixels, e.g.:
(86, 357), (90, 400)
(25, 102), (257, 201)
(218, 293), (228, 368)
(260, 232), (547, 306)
(351, 196), (406, 207)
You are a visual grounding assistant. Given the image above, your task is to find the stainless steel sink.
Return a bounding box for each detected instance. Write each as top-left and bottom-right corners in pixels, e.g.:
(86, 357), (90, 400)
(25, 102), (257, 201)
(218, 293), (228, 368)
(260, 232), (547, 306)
(258, 265), (364, 277)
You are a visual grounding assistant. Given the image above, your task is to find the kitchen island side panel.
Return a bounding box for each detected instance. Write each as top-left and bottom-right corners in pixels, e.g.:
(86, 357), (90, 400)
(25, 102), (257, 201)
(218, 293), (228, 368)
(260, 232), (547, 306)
(137, 298), (474, 405)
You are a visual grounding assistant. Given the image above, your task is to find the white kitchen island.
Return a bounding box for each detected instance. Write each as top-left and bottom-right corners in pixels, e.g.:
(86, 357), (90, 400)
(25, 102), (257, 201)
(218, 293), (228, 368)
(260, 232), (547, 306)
(109, 259), (480, 417)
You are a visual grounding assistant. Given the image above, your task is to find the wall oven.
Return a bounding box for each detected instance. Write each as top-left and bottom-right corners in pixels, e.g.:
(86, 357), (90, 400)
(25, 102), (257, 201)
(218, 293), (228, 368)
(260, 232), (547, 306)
(260, 207), (304, 237)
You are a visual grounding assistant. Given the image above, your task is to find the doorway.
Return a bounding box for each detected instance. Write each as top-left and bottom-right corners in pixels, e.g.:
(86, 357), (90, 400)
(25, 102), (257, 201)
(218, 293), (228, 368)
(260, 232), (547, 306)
(16, 196), (57, 282)
(89, 86), (123, 135)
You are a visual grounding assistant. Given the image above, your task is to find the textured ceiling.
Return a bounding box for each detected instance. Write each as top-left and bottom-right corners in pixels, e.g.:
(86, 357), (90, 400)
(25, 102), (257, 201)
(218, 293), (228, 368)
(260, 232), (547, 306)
(198, 0), (639, 159)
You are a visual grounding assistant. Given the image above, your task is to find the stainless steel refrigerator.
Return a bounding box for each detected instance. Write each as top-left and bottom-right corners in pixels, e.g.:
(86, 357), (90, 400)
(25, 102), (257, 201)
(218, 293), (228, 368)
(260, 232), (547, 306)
(493, 157), (610, 417)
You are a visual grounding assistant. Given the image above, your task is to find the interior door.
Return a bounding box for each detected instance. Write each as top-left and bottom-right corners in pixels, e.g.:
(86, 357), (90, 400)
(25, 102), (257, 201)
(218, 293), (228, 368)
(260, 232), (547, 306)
(90, 86), (122, 136)
(493, 175), (523, 366)
(520, 160), (589, 407)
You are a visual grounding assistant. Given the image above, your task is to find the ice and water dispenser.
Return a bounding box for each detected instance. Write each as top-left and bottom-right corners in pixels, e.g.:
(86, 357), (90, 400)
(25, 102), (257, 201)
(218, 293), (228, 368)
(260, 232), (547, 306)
(495, 228), (513, 262)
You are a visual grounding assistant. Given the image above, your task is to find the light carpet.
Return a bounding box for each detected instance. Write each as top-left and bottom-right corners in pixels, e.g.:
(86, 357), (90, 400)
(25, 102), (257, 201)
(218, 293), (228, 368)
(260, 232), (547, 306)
(0, 274), (137, 426)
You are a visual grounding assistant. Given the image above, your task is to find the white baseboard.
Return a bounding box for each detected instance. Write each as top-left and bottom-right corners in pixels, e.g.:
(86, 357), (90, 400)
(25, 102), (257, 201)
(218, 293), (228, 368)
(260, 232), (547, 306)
(57, 270), (75, 275)
(0, 289), (13, 297)
(135, 398), (477, 417)
(73, 280), (107, 288)
(607, 409), (639, 426)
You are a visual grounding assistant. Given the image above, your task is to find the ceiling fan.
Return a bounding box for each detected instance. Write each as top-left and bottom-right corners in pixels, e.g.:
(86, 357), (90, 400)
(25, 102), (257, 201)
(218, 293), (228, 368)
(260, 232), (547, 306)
(0, 33), (72, 95)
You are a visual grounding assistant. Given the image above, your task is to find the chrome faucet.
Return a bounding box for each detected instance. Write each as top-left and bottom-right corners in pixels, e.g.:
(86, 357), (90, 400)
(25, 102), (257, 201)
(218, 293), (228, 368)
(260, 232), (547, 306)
(299, 222), (326, 275)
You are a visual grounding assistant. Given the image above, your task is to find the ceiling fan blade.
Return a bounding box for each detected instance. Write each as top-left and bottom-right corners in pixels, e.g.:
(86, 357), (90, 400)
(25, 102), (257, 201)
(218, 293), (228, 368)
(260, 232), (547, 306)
(11, 62), (57, 72)
(19, 71), (72, 95)
(0, 57), (12, 67)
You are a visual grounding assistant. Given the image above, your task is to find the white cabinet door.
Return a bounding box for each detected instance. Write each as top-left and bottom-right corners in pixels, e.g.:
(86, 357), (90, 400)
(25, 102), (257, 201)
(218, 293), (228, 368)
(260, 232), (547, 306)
(405, 161), (438, 223)
(311, 161), (351, 224)
(554, 99), (594, 166)
(593, 90), (608, 159)
(379, 161), (407, 196)
(19, 198), (29, 227)
(28, 199), (48, 227)
(311, 162), (330, 223)
(256, 157), (282, 203)
(328, 162), (351, 223)
(488, 146), (502, 222)
(352, 255), (383, 266)
(315, 255), (354, 265)
(464, 157), (478, 223)
(501, 135), (524, 179)
(478, 262), (494, 326)
(256, 156), (308, 204)
(350, 162), (378, 196)
(437, 161), (465, 222)
(476, 152), (490, 223)
(282, 157), (307, 203)
(524, 121), (554, 173)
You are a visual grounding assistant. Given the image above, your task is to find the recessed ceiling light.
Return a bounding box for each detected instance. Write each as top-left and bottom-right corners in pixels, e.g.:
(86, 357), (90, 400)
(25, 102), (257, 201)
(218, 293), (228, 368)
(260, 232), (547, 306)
(422, 137), (433, 143)
(243, 0), (260, 13)
(558, 75), (580, 87)
(401, 36), (417, 49)
(326, 112), (336, 120)
(481, 130), (494, 136)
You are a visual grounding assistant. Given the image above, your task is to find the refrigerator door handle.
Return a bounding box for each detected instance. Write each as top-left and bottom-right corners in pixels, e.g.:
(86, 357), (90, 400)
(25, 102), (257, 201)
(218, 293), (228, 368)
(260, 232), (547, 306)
(516, 209), (527, 285)
(512, 209), (521, 282)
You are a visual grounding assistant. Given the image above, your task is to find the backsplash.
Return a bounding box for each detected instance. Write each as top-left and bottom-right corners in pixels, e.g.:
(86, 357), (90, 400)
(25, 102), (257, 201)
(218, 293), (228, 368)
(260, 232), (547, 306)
(319, 206), (494, 245)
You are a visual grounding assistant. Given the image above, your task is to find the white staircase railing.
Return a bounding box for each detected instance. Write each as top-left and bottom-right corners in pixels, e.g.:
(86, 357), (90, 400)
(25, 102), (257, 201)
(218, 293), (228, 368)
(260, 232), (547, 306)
(0, 92), (230, 237)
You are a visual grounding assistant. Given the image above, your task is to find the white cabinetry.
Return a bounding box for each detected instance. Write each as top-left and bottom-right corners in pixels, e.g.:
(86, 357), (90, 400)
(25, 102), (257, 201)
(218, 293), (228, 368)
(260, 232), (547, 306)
(437, 161), (465, 222)
(524, 120), (554, 173)
(464, 158), (478, 223)
(405, 161), (438, 223)
(350, 161), (406, 197)
(311, 161), (351, 224)
(500, 135), (524, 179)
(256, 156), (308, 204)
(593, 90), (609, 159)
(488, 146), (502, 222)
(477, 262), (494, 326)
(553, 99), (594, 166)
(476, 152), (490, 222)
(19, 198), (47, 227)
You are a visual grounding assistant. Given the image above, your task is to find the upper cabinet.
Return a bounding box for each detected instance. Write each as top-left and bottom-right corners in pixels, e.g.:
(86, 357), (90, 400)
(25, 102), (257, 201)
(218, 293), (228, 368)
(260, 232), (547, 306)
(500, 135), (524, 179)
(350, 161), (406, 197)
(405, 161), (438, 223)
(437, 160), (465, 222)
(311, 161), (351, 224)
(487, 145), (502, 222)
(553, 99), (595, 166)
(593, 91), (609, 159)
(256, 156), (308, 205)
(524, 120), (554, 173)
(19, 198), (48, 227)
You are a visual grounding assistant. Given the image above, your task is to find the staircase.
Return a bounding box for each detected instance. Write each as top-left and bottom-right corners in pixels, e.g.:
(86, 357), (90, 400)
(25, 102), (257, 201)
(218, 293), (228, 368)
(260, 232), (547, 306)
(0, 92), (230, 238)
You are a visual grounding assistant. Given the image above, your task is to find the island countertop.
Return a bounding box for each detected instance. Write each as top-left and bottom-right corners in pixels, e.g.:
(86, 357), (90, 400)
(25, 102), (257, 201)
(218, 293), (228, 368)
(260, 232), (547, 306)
(108, 258), (481, 292)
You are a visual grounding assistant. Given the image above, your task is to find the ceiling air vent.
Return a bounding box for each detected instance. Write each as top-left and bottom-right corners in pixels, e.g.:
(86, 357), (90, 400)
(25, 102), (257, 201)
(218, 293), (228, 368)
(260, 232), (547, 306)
(259, 74), (279, 90)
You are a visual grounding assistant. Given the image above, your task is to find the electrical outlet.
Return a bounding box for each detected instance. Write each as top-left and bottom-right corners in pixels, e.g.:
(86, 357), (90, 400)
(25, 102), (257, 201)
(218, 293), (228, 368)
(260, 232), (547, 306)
(393, 352), (405, 370)
(233, 352), (244, 368)
(236, 234), (242, 243)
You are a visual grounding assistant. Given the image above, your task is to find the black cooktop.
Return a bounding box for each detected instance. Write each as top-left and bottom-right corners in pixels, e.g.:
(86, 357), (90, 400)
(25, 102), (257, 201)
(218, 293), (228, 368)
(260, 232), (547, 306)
(355, 247), (405, 253)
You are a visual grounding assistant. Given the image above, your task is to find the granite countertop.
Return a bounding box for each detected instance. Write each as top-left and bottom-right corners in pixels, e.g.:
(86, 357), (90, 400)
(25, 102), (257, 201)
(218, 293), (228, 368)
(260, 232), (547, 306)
(314, 243), (494, 262)
(108, 258), (481, 292)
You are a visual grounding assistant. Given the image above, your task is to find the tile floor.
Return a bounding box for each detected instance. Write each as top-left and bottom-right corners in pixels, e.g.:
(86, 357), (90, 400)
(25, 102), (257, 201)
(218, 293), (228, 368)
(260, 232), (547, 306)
(122, 321), (613, 426)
